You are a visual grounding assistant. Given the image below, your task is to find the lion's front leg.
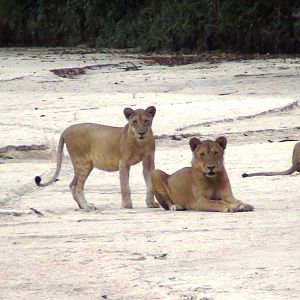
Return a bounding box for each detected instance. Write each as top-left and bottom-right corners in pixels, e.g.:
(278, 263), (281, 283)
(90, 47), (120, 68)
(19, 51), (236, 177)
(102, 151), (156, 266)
(222, 194), (254, 212)
(143, 155), (159, 208)
(190, 197), (252, 213)
(119, 162), (133, 208)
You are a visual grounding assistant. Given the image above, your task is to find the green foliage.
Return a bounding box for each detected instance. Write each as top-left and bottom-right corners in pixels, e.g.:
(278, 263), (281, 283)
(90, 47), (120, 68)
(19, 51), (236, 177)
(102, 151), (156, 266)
(220, 0), (300, 53)
(0, 0), (299, 53)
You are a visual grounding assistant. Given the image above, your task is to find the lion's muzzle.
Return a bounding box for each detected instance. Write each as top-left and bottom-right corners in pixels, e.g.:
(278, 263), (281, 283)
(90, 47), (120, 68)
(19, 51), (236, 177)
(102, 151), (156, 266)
(137, 131), (147, 140)
(205, 166), (218, 177)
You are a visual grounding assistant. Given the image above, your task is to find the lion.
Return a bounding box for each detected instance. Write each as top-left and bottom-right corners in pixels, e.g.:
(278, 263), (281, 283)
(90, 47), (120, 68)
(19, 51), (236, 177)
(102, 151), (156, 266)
(151, 137), (254, 212)
(242, 142), (300, 178)
(35, 106), (159, 210)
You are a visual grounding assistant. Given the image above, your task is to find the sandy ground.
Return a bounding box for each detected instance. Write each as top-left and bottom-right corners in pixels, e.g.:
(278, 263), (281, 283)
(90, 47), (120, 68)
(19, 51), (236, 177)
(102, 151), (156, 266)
(0, 48), (299, 300)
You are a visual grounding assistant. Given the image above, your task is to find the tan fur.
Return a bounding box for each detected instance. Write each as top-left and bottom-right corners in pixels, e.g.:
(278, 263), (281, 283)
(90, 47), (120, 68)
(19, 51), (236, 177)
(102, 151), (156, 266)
(242, 142), (300, 178)
(35, 106), (159, 210)
(151, 137), (254, 213)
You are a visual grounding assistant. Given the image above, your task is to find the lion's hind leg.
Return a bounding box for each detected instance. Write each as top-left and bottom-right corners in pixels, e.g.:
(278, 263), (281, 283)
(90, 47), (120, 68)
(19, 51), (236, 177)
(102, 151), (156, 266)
(69, 159), (95, 210)
(151, 170), (173, 210)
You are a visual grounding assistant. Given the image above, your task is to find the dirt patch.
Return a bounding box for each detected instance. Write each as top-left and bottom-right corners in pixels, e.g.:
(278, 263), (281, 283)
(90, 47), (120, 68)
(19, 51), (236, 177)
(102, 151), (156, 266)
(0, 144), (49, 161)
(51, 62), (141, 78)
(130, 52), (300, 66)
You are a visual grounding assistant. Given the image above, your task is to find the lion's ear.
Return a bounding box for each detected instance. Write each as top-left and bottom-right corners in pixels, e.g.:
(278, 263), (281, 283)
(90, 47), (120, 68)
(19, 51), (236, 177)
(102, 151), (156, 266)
(146, 106), (156, 118)
(216, 136), (227, 150)
(123, 107), (134, 119)
(189, 137), (201, 152)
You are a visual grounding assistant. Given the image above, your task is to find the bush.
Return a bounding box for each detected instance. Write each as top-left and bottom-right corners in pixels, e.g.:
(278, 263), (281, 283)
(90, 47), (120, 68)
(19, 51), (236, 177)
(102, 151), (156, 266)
(0, 0), (299, 53)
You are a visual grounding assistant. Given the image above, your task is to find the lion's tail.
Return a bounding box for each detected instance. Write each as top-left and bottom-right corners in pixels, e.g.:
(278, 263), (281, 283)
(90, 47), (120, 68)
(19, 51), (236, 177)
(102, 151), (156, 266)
(242, 166), (296, 178)
(243, 142), (300, 178)
(34, 135), (65, 187)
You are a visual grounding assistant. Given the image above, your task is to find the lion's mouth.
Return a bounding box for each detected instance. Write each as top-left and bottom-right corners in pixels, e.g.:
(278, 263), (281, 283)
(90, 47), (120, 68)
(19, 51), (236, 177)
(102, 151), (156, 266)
(206, 171), (217, 177)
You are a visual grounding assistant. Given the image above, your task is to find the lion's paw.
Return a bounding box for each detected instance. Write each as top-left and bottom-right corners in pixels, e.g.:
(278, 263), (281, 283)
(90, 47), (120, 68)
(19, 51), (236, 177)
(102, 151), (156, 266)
(223, 206), (239, 213)
(122, 202), (133, 209)
(238, 203), (254, 212)
(146, 201), (160, 208)
(170, 204), (185, 211)
(224, 203), (254, 213)
(79, 203), (98, 212)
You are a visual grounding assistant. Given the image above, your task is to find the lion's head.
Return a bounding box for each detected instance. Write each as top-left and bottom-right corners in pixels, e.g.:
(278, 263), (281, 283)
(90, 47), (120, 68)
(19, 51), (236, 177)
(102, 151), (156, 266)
(189, 136), (227, 178)
(123, 106), (156, 141)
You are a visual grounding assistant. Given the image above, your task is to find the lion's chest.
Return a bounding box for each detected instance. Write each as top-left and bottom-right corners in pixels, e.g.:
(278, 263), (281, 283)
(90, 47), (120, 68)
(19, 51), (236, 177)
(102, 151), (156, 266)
(121, 150), (144, 167)
(120, 140), (151, 165)
(193, 181), (221, 200)
(206, 190), (221, 200)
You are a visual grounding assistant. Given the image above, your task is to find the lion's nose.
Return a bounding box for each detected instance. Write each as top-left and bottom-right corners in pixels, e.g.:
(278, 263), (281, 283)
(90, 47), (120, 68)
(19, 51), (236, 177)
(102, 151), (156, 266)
(138, 131), (146, 137)
(207, 166), (215, 171)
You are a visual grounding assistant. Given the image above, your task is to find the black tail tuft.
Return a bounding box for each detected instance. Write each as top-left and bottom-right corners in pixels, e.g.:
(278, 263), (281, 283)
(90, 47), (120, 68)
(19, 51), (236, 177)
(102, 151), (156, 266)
(242, 173), (249, 178)
(35, 176), (42, 186)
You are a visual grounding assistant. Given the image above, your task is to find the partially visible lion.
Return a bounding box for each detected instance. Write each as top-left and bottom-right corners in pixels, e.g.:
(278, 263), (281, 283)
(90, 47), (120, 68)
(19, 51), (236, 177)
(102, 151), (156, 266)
(242, 142), (300, 178)
(151, 137), (254, 212)
(35, 106), (159, 210)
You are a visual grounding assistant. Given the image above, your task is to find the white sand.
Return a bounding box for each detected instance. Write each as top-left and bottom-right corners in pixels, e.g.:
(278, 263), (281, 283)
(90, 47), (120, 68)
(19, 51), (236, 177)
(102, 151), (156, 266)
(0, 48), (299, 299)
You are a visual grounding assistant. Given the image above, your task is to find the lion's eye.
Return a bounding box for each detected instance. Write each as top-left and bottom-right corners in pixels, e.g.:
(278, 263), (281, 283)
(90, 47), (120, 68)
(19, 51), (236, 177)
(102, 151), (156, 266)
(132, 120), (138, 125)
(144, 119), (150, 124)
(200, 152), (205, 159)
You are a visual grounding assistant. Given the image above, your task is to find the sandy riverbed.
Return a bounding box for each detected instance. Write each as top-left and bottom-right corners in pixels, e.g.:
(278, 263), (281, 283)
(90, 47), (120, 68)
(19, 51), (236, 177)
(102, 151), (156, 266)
(0, 48), (299, 300)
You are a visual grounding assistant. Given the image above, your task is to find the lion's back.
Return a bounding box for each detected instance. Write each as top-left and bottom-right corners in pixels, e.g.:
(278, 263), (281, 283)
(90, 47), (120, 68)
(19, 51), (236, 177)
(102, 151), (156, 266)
(63, 123), (123, 171)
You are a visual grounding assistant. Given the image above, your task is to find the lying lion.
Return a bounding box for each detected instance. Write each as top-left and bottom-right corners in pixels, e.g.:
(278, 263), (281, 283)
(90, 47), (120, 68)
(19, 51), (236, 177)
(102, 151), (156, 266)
(151, 137), (254, 212)
(35, 106), (159, 210)
(242, 142), (300, 178)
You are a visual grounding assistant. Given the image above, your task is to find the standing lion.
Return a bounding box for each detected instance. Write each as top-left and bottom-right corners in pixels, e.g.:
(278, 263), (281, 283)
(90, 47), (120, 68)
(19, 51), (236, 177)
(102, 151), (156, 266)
(35, 106), (159, 210)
